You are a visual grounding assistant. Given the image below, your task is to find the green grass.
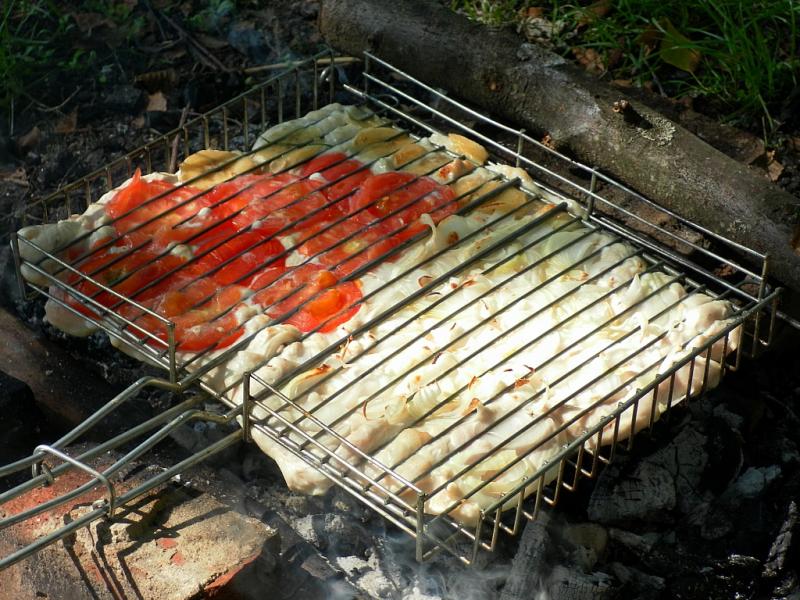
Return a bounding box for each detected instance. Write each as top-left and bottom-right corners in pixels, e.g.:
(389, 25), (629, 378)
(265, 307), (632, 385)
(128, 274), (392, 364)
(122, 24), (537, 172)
(451, 0), (800, 136)
(0, 0), (143, 119)
(1, 1), (68, 113)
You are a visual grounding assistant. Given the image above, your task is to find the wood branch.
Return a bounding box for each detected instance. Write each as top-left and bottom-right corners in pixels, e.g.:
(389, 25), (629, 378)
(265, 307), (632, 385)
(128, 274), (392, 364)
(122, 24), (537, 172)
(319, 0), (800, 292)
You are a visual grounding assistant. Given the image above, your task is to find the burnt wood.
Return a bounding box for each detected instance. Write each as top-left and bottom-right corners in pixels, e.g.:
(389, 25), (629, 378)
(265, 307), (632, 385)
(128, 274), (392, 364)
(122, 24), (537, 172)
(319, 0), (800, 292)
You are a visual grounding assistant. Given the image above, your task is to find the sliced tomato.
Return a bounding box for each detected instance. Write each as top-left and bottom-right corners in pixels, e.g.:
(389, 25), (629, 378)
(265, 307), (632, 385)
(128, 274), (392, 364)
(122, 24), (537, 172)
(206, 172), (298, 222)
(285, 281), (362, 333)
(346, 172), (456, 227)
(299, 153), (359, 181)
(120, 279), (250, 351)
(189, 228), (286, 286)
(170, 285), (249, 351)
(72, 241), (188, 310)
(251, 264), (361, 332)
(251, 264), (329, 311)
(297, 219), (399, 278)
(297, 219), (362, 257)
(106, 170), (209, 238)
(298, 152), (371, 204)
(231, 179), (333, 233)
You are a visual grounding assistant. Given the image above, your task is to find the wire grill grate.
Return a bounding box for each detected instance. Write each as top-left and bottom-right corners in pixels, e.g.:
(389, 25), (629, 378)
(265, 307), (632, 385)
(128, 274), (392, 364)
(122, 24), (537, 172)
(2, 49), (781, 568)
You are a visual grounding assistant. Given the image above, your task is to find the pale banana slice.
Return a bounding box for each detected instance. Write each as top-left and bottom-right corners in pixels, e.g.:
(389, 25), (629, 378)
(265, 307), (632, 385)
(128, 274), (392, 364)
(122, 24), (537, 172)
(178, 150), (261, 190)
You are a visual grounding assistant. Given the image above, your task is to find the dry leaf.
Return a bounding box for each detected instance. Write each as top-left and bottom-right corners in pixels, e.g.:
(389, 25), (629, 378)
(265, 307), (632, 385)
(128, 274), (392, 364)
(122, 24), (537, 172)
(147, 91), (168, 112)
(55, 110), (78, 134)
(579, 0), (612, 25)
(71, 12), (115, 34)
(714, 263), (736, 278)
(606, 46), (624, 70)
(16, 126), (41, 153)
(521, 6), (544, 19)
(572, 47), (605, 74)
(636, 24), (661, 51)
(0, 167), (29, 187)
(658, 17), (701, 74)
(196, 33), (229, 49)
(767, 158), (784, 182)
(612, 79), (633, 88)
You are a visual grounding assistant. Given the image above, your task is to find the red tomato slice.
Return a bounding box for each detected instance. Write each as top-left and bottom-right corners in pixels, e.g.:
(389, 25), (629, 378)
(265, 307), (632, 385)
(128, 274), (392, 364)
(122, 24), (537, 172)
(189, 228), (287, 286)
(120, 279), (250, 351)
(251, 264), (361, 333)
(299, 153), (359, 181)
(251, 264), (328, 311)
(72, 242), (188, 310)
(298, 152), (371, 204)
(232, 179), (333, 233)
(105, 170), (209, 238)
(208, 172), (298, 221)
(297, 220), (398, 278)
(285, 281), (362, 333)
(346, 172), (456, 227)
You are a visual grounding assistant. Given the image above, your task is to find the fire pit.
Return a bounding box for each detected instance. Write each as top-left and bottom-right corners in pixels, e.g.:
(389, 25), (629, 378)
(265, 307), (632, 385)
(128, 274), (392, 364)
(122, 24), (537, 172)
(0, 48), (790, 598)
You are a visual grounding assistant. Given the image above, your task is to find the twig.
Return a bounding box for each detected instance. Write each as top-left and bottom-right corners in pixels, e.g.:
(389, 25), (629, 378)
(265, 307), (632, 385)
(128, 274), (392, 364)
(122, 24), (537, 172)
(24, 86), (82, 114)
(169, 105), (191, 173)
(242, 56), (359, 75)
(159, 12), (228, 72)
(143, 0), (168, 41)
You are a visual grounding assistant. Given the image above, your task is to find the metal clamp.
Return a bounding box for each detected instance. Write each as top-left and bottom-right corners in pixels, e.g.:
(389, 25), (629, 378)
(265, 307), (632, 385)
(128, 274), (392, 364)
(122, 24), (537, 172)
(31, 445), (117, 518)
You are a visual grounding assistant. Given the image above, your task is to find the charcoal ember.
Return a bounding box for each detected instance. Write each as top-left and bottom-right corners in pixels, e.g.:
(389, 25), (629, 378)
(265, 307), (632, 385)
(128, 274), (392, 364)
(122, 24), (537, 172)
(607, 528), (660, 558)
(502, 513), (616, 600)
(544, 565), (616, 600)
(329, 488), (373, 524)
(643, 534), (762, 599)
(704, 407), (746, 493)
(763, 501), (799, 595)
(501, 513), (553, 599)
(261, 510), (368, 600)
(610, 562), (665, 600)
(701, 465), (783, 541)
(724, 465), (782, 501)
(560, 523), (608, 571)
(170, 420), (241, 467)
(588, 425), (709, 524)
(308, 513), (372, 557)
(241, 445), (282, 481)
(587, 458), (675, 524)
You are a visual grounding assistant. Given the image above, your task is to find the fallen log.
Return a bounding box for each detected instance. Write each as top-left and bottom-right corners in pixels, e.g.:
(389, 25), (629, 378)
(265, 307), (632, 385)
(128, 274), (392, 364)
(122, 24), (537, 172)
(319, 0), (800, 293)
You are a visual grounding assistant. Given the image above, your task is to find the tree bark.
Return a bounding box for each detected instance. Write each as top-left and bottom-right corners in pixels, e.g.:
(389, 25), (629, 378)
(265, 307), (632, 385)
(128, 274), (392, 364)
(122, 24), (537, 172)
(319, 0), (800, 292)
